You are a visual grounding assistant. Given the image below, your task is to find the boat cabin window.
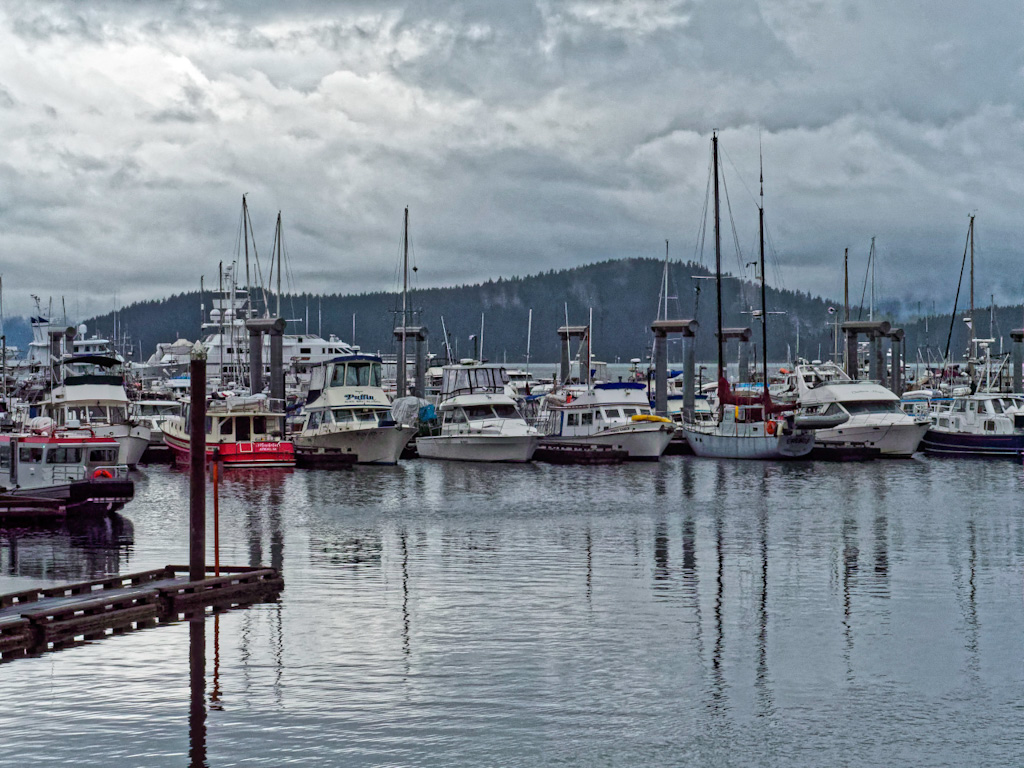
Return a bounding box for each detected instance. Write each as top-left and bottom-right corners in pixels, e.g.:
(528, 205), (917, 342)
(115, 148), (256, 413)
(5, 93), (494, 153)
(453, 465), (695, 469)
(988, 399), (1003, 414)
(110, 407), (127, 425)
(219, 417), (234, 435)
(843, 401), (901, 415)
(968, 401), (978, 413)
(0, 445), (9, 470)
(953, 400), (967, 413)
(333, 409), (355, 423)
(581, 412), (594, 426)
(492, 404), (519, 419)
(443, 367), (511, 395)
(87, 405), (108, 422)
(46, 447), (83, 464)
(622, 408), (637, 417)
(448, 409), (466, 424)
(354, 409), (377, 423)
(604, 409), (621, 419)
(237, 418), (251, 442)
(254, 416), (267, 435)
(567, 413), (579, 426)
(822, 403), (843, 417)
(463, 405), (495, 421)
(308, 411), (322, 430)
(19, 446), (43, 464)
(89, 448), (118, 463)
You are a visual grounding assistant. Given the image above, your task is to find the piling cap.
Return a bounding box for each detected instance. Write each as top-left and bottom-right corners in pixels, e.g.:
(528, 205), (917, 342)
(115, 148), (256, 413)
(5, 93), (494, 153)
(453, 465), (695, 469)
(190, 341), (208, 361)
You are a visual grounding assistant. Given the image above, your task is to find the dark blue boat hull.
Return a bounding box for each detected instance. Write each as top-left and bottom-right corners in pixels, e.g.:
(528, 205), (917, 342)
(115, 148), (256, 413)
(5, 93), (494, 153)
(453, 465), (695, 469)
(920, 429), (1024, 457)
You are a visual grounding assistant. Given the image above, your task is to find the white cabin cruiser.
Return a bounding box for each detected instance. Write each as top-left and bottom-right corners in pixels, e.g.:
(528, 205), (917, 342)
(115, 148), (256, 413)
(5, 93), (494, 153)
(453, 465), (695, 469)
(538, 382), (674, 460)
(294, 355), (415, 465)
(416, 363), (540, 462)
(780, 361), (929, 457)
(26, 355), (151, 467)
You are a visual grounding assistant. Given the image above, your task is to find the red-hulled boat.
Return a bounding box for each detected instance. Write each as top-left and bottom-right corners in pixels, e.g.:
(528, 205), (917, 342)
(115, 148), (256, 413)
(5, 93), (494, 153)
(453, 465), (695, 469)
(161, 394), (295, 468)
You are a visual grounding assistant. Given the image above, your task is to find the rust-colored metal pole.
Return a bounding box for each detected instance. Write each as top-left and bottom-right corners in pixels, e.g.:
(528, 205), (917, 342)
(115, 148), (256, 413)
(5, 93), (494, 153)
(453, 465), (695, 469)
(212, 448), (220, 577)
(189, 342), (207, 583)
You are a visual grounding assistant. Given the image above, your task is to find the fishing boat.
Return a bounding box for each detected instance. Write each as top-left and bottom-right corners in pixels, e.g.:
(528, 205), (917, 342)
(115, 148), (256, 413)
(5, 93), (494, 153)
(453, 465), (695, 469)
(136, 398), (183, 459)
(294, 354), (416, 465)
(0, 430), (133, 514)
(162, 394), (295, 467)
(779, 361), (930, 457)
(919, 393), (1024, 457)
(681, 133), (826, 459)
(28, 354), (151, 467)
(538, 383), (675, 460)
(416, 363), (540, 462)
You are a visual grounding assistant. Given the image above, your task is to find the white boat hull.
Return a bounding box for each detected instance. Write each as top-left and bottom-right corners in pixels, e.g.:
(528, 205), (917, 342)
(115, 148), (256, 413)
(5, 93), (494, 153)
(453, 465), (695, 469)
(86, 425), (150, 467)
(814, 421), (929, 457)
(415, 434), (539, 462)
(294, 426), (416, 464)
(542, 424), (673, 460)
(684, 425), (814, 459)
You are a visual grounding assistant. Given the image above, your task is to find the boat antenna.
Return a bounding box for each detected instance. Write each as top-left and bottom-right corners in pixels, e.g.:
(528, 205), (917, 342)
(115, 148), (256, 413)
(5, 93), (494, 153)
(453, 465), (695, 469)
(525, 308), (532, 378)
(440, 315), (452, 364)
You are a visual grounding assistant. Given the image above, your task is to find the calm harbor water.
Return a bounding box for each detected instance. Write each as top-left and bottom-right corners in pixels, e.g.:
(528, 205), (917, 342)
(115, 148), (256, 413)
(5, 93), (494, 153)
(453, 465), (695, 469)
(1, 456), (1023, 767)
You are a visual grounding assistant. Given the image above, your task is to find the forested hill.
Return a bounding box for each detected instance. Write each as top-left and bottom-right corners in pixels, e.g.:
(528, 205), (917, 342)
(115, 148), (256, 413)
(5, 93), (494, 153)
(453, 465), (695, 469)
(81, 258), (1010, 366)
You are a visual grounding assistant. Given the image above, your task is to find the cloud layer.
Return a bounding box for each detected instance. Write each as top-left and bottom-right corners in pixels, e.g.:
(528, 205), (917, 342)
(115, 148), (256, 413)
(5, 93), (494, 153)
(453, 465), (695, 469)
(0, 0), (1020, 319)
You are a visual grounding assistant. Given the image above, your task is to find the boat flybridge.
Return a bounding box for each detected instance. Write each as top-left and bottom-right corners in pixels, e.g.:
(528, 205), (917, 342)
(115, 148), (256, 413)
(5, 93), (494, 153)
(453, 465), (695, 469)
(779, 361), (930, 457)
(294, 354), (416, 465)
(416, 363), (540, 462)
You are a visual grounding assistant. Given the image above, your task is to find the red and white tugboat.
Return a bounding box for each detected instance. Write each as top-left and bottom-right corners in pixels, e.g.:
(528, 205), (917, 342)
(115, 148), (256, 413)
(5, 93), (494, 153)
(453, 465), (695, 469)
(162, 394), (295, 468)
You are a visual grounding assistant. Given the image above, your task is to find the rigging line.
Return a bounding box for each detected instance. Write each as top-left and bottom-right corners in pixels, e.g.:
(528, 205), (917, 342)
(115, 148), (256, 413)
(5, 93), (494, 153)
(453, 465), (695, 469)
(693, 151), (714, 269)
(719, 167), (749, 310)
(855, 240), (872, 321)
(245, 203), (269, 316)
(943, 224), (973, 364)
(721, 146), (760, 211)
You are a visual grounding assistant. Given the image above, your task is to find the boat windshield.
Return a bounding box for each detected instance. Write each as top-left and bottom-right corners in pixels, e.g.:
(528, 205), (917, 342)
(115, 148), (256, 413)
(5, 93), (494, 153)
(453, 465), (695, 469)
(332, 362), (382, 388)
(463, 404), (520, 421)
(842, 401), (901, 415)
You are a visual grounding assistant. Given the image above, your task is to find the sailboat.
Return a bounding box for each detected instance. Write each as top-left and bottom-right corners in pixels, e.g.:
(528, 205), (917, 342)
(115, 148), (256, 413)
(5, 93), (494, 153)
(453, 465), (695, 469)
(682, 133), (838, 459)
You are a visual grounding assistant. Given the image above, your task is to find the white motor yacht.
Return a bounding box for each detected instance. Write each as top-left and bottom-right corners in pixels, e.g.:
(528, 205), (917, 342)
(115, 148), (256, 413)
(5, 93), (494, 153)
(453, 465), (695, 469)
(416, 363), (540, 462)
(26, 355), (151, 467)
(780, 361), (929, 457)
(538, 382), (674, 460)
(294, 354), (416, 465)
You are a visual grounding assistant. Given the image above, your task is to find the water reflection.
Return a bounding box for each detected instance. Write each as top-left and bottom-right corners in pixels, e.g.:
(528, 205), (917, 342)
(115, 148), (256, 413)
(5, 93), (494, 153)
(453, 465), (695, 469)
(0, 512), (134, 586)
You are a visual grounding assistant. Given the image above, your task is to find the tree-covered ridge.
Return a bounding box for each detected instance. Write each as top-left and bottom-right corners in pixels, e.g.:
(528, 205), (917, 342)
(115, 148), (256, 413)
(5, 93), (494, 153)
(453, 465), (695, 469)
(80, 257), (1015, 367)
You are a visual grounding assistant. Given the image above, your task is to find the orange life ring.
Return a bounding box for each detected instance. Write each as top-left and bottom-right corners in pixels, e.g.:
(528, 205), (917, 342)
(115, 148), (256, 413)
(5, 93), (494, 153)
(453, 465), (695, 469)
(765, 420), (777, 436)
(93, 468), (113, 479)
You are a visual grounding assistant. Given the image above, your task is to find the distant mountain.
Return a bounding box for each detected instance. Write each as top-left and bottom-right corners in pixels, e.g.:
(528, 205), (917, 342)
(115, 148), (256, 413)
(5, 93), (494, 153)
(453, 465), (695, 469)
(79, 257), (1021, 367)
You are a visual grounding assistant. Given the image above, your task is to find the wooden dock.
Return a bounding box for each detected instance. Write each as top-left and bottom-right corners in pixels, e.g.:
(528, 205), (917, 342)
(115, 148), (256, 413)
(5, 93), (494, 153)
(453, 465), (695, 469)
(0, 565), (283, 661)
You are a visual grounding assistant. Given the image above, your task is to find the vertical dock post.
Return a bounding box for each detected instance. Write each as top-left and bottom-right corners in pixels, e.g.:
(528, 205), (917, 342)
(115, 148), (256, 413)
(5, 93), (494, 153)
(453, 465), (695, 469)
(248, 326), (263, 394)
(886, 328), (904, 395)
(190, 341), (207, 583)
(738, 341), (750, 383)
(415, 327), (428, 397)
(651, 320), (698, 420)
(269, 321), (285, 435)
(1011, 330), (1024, 393)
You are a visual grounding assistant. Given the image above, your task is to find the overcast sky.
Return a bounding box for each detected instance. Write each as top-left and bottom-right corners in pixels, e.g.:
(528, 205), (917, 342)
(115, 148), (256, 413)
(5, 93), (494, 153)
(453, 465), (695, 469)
(0, 0), (1021, 320)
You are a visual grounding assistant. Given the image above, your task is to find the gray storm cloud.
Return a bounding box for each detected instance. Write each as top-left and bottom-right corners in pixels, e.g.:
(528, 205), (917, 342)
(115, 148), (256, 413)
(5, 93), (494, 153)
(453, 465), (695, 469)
(0, 0), (1020, 318)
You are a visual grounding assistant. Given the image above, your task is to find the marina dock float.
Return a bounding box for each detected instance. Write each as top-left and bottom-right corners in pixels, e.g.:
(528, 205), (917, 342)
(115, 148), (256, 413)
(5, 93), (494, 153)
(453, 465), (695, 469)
(533, 443), (628, 465)
(0, 564), (283, 660)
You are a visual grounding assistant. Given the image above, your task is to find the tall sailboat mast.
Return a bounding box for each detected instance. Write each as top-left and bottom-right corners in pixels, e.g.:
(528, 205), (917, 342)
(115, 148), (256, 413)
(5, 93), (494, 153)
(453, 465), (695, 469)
(758, 151), (768, 389)
(713, 132), (724, 384)
(275, 211), (283, 318)
(969, 213), (975, 360)
(398, 206), (409, 398)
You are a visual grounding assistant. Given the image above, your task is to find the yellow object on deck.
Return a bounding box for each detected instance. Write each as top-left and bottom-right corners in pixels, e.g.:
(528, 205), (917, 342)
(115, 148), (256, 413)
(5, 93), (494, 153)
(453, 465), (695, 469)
(631, 414), (672, 423)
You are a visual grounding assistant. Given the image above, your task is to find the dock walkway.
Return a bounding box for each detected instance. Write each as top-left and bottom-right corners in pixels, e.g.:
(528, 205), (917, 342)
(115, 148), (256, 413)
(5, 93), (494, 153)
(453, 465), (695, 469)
(0, 565), (282, 660)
